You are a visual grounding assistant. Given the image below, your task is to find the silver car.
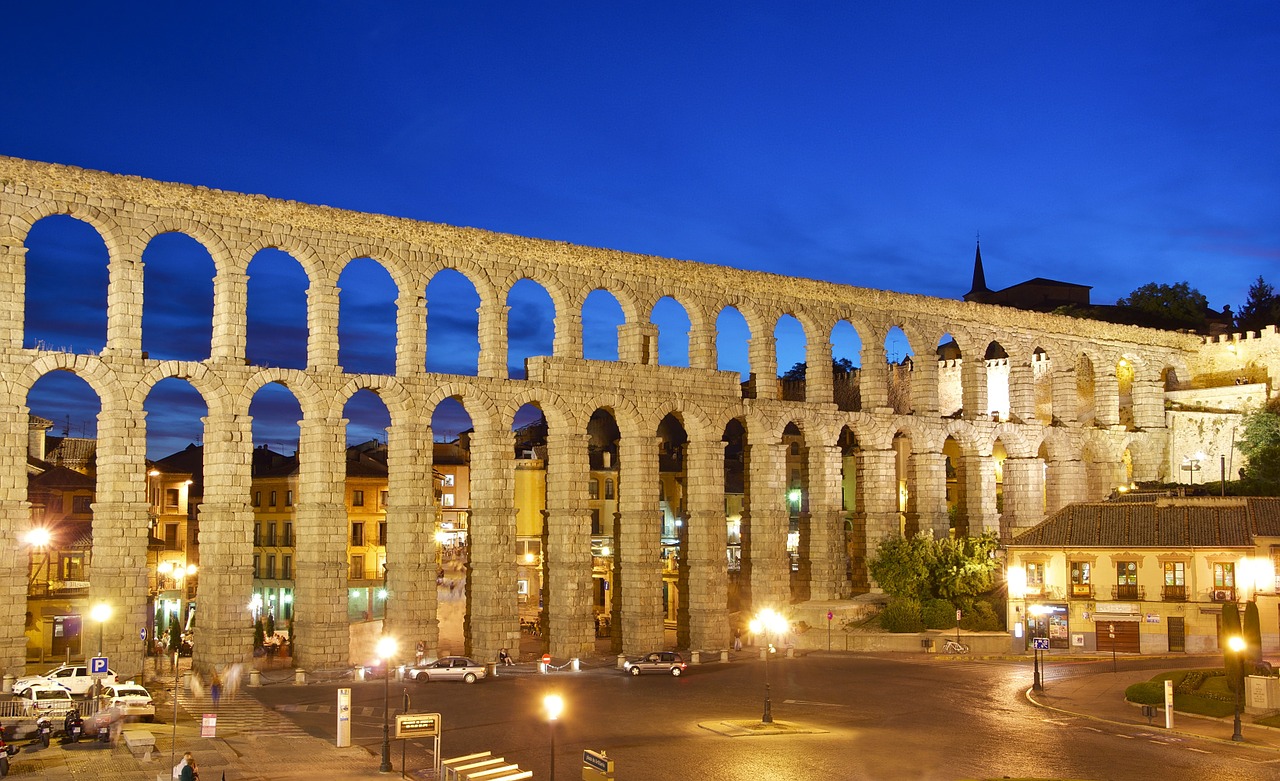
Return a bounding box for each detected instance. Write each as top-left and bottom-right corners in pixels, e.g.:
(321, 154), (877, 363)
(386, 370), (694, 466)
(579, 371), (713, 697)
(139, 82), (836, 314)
(407, 656), (487, 683)
(98, 683), (155, 722)
(623, 651), (687, 677)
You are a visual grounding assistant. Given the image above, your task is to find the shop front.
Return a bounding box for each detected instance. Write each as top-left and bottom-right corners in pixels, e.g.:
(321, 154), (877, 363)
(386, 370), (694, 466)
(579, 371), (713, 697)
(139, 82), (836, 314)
(1027, 603), (1070, 650)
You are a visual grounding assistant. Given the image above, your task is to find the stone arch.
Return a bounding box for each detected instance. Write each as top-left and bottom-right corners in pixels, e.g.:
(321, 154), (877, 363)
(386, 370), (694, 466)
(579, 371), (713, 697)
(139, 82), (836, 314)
(335, 245), (414, 297)
(335, 375), (414, 426)
(1031, 345), (1054, 424)
(140, 230), (218, 362)
(984, 340), (1010, 421)
(423, 255), (499, 306)
(17, 354), (127, 412)
(239, 368), (329, 420)
(421, 382), (501, 434)
(12, 200), (125, 258)
(582, 287), (626, 362)
(649, 295), (692, 368)
(136, 361), (229, 418)
(242, 236), (326, 282)
(504, 277), (558, 378)
(134, 217), (233, 270)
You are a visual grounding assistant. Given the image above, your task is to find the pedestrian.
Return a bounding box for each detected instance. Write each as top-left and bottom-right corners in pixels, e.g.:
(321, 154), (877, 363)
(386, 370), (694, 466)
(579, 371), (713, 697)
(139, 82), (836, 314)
(210, 671), (223, 708)
(172, 751), (193, 780)
(733, 629), (742, 652)
(180, 754), (199, 781)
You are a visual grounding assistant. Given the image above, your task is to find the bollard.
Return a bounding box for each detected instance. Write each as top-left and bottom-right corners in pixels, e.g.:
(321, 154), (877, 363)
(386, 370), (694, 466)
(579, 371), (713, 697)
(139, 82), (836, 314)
(571, 657), (579, 672)
(616, 653), (627, 669)
(248, 669), (261, 687)
(183, 671), (193, 692)
(720, 650), (729, 663)
(760, 648), (768, 661)
(1, 674), (12, 694)
(538, 662), (547, 674)
(486, 662), (498, 678)
(786, 647), (795, 659)
(691, 650), (701, 665)
(294, 668), (306, 685)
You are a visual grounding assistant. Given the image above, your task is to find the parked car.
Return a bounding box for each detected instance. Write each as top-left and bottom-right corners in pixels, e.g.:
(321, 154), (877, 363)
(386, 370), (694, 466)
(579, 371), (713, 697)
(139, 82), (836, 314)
(97, 683), (155, 722)
(14, 664), (116, 696)
(623, 651), (687, 677)
(16, 684), (74, 716)
(406, 656), (487, 683)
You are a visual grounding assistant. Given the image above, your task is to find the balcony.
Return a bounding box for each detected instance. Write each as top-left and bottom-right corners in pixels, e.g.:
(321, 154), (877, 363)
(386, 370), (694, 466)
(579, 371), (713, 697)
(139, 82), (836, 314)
(1111, 584), (1143, 601)
(1069, 583), (1093, 599)
(1162, 584), (1187, 602)
(1210, 587), (1237, 602)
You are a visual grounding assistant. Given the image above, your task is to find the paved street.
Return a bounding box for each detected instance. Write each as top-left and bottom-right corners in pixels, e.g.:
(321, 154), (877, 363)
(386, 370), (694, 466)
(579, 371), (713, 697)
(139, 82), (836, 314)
(6, 651), (1279, 780)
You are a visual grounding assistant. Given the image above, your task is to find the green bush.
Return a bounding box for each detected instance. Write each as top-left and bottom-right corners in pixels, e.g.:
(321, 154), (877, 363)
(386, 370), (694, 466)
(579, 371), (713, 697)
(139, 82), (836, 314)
(959, 600), (1002, 631)
(1125, 681), (1164, 704)
(879, 598), (924, 633)
(922, 599), (958, 630)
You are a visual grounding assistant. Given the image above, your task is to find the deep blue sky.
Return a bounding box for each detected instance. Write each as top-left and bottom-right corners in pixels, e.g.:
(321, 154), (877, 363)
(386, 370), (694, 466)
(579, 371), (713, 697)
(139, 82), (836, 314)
(5, 3), (1279, 459)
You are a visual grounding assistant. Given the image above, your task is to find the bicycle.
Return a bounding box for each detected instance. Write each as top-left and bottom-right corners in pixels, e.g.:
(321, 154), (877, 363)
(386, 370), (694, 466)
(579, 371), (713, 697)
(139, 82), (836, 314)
(942, 639), (970, 654)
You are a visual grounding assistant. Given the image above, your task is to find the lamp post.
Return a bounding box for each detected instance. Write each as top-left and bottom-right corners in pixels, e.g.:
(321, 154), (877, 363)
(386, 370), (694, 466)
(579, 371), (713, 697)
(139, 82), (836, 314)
(749, 608), (788, 724)
(377, 636), (396, 772)
(544, 693), (563, 780)
(1228, 635), (1246, 742)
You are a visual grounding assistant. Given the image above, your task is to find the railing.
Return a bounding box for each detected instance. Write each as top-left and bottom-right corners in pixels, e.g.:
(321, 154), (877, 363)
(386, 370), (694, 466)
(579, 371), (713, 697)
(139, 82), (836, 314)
(1162, 584), (1187, 601)
(0, 701), (77, 720)
(1112, 584), (1143, 600)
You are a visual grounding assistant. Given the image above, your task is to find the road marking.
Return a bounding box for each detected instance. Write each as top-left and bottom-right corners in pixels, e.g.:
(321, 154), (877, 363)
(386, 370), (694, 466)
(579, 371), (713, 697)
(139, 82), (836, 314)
(784, 700), (845, 707)
(1187, 748), (1210, 754)
(1116, 734), (1135, 739)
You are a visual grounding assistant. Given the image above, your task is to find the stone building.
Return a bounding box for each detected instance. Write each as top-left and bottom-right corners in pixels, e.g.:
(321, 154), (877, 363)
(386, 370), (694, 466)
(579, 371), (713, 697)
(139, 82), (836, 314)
(3, 155), (1277, 679)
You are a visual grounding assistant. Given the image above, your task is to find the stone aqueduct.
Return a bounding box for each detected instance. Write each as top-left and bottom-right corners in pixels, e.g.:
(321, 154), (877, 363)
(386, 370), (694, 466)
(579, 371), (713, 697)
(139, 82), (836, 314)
(0, 156), (1203, 676)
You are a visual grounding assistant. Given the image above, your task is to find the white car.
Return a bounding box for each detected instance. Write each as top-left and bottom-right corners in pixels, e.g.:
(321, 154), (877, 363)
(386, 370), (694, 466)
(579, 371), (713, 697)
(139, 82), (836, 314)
(17, 684), (74, 716)
(14, 664), (117, 696)
(98, 682), (155, 722)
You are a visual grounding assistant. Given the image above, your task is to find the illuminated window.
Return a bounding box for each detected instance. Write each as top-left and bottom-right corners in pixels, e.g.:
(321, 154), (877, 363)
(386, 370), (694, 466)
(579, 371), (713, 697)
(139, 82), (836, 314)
(1163, 561), (1185, 586)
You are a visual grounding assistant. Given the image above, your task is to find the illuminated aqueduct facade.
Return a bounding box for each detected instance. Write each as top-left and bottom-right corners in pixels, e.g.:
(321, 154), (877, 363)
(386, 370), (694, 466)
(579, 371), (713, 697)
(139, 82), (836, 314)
(0, 156), (1205, 676)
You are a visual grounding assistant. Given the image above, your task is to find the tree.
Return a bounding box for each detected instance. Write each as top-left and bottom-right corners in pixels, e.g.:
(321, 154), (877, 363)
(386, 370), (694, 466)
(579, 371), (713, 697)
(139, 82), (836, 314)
(1222, 602), (1242, 691)
(780, 357), (856, 381)
(868, 530), (1001, 603)
(1243, 601), (1263, 668)
(867, 532), (935, 603)
(1116, 282), (1208, 330)
(1236, 396), (1280, 495)
(931, 532), (1001, 601)
(1236, 276), (1280, 333)
(253, 617), (266, 649)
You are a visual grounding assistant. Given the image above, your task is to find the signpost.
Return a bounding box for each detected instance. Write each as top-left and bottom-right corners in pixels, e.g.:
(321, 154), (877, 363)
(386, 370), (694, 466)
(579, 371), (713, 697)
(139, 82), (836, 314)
(826, 611), (833, 652)
(583, 749), (615, 781)
(1031, 637), (1049, 692)
(396, 713), (442, 777)
(336, 688), (351, 747)
(1109, 623), (1117, 672)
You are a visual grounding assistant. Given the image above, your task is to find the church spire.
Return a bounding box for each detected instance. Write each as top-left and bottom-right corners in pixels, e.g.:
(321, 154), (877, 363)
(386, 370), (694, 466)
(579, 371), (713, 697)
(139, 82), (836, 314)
(964, 238), (991, 301)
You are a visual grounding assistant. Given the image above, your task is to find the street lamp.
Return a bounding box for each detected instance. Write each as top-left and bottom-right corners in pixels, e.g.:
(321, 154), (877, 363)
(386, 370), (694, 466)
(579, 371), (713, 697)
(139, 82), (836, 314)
(377, 636), (396, 772)
(1228, 635), (1246, 742)
(749, 608), (789, 723)
(90, 603), (111, 698)
(544, 693), (563, 780)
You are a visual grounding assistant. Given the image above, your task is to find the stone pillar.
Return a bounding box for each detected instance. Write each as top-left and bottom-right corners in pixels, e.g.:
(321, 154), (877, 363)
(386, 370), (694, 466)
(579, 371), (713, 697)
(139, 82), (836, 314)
(88, 403), (150, 679)
(209, 262), (247, 363)
(747, 336), (778, 400)
(1, 404), (31, 674)
(306, 281), (340, 370)
(1132, 373), (1165, 430)
(804, 444), (844, 600)
(858, 447), (898, 590)
(909, 451), (949, 538)
(104, 244), (144, 358)
(553, 309), (583, 360)
(744, 437), (789, 609)
(685, 437), (729, 650)
(1052, 366), (1077, 424)
(394, 289), (427, 377)
(466, 429), (521, 659)
(688, 318), (717, 372)
(961, 356), (988, 420)
(544, 431), (594, 658)
(1095, 368), (1121, 427)
(1046, 456), (1088, 512)
(1007, 354), (1037, 424)
(383, 422), (439, 657)
(617, 435), (664, 654)
(910, 353), (939, 415)
(192, 412), (256, 674)
(860, 340), (890, 410)
(618, 322), (659, 365)
(477, 301), (509, 378)
(962, 452), (997, 535)
(0, 242), (26, 348)
(1001, 457), (1046, 540)
(293, 416), (349, 670)
(805, 341), (834, 405)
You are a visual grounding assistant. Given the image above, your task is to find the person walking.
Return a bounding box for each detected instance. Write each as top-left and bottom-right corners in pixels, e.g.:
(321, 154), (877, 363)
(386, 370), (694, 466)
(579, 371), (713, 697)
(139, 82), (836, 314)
(172, 751), (194, 780)
(180, 755), (199, 781)
(733, 629), (742, 652)
(210, 672), (223, 708)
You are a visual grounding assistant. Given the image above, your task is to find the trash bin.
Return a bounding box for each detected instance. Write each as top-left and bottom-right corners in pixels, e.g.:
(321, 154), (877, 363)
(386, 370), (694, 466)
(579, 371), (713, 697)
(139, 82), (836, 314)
(921, 638), (934, 653)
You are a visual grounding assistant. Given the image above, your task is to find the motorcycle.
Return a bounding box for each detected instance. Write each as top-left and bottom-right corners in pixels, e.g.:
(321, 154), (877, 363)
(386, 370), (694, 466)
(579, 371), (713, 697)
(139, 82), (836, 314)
(0, 724), (18, 777)
(63, 711), (84, 744)
(33, 717), (51, 749)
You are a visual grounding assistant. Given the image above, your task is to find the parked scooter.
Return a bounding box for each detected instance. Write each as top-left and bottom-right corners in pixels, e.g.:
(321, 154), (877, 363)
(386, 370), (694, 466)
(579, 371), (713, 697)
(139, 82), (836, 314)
(63, 710), (84, 744)
(0, 723), (19, 777)
(33, 717), (51, 749)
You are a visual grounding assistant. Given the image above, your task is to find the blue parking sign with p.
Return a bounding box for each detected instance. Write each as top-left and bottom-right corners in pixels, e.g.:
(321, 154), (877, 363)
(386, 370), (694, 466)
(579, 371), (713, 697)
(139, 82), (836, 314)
(90, 656), (109, 674)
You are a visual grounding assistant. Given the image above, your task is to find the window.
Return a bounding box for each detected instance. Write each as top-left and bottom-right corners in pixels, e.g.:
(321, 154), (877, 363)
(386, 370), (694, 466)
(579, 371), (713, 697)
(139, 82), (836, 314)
(350, 555), (364, 580)
(442, 493), (455, 507)
(591, 509), (601, 535)
(282, 555), (292, 579)
(283, 523), (293, 547)
(589, 479), (599, 500)
(352, 523), (365, 547)
(1069, 561), (1091, 596)
(1026, 562), (1045, 589)
(60, 553), (85, 580)
(164, 523), (179, 549)
(253, 555), (260, 578)
(1164, 561), (1185, 585)
(72, 496), (92, 514)
(285, 490), (293, 507)
(267, 523), (277, 546)
(443, 474), (455, 487)
(253, 491), (261, 507)
(47, 495), (62, 514)
(380, 490), (388, 508)
(1213, 562), (1235, 589)
(353, 490), (365, 507)
(379, 521), (387, 547)
(266, 555), (276, 579)
(605, 479), (614, 500)
(165, 488), (180, 509)
(270, 491), (277, 507)
(253, 523), (261, 546)
(790, 441), (800, 456)
(1116, 561), (1137, 585)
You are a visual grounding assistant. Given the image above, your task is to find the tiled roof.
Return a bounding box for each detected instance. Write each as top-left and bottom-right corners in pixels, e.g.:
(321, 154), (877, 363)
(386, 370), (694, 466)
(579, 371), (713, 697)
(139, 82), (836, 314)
(1010, 501), (1255, 548)
(28, 464), (95, 491)
(1247, 497), (1280, 536)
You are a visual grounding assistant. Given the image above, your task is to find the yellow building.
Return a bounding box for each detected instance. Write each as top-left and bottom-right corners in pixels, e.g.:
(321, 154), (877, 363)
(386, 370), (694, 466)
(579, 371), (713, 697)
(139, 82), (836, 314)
(1006, 496), (1279, 655)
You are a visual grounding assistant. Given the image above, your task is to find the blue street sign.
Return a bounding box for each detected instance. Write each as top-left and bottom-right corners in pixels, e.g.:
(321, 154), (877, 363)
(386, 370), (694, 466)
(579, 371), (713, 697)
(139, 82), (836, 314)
(1031, 638), (1050, 651)
(90, 656), (109, 674)
(139, 627), (146, 641)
